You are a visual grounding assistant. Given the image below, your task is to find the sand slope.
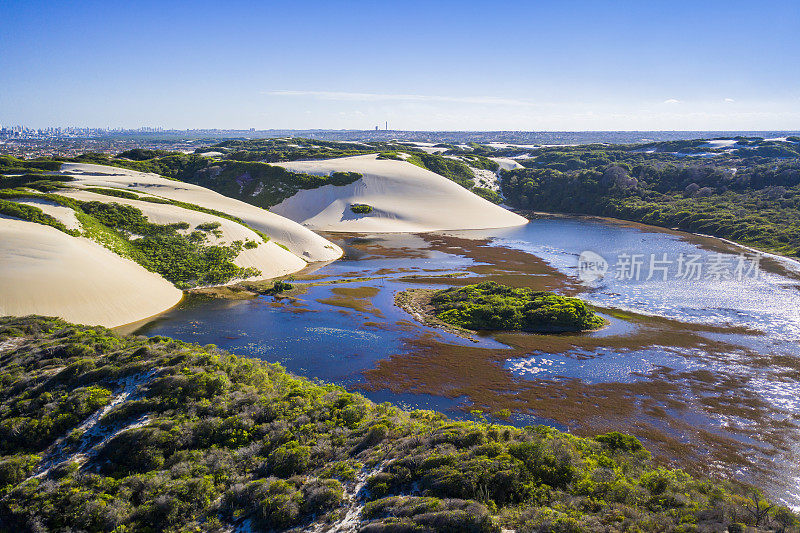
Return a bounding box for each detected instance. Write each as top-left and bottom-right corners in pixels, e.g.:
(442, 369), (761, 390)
(490, 157), (524, 171)
(60, 189), (307, 278)
(271, 154), (527, 232)
(0, 216), (183, 327)
(59, 163), (342, 262)
(9, 197), (81, 230)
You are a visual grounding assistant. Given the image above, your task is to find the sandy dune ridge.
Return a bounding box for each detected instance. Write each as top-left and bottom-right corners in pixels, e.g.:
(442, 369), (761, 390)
(0, 216), (183, 328)
(1, 163), (342, 327)
(1, 156), (526, 327)
(59, 189), (307, 278)
(60, 163), (342, 262)
(271, 154), (528, 232)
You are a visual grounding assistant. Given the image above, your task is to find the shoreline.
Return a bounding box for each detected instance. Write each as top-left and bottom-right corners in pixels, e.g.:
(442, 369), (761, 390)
(519, 210), (800, 279)
(394, 287), (608, 341)
(394, 288), (480, 341)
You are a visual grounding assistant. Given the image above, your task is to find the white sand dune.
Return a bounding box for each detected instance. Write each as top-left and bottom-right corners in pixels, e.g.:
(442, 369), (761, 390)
(58, 163), (342, 262)
(398, 142), (447, 154)
(9, 197), (81, 230)
(0, 216), (182, 328)
(490, 157), (524, 171)
(705, 140), (738, 148)
(60, 190), (306, 278)
(271, 154), (527, 232)
(471, 168), (500, 191)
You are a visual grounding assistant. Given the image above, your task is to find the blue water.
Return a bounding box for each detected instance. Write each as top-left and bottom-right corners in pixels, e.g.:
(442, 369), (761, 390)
(136, 218), (800, 507)
(444, 218), (800, 340)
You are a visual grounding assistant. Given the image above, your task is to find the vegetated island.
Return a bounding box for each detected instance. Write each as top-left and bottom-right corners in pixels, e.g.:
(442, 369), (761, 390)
(0, 316), (794, 532)
(396, 282), (605, 338)
(350, 203), (373, 214)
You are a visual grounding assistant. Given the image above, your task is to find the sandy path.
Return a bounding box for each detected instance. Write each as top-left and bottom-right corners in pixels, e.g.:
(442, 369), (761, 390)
(0, 216), (182, 327)
(271, 154), (527, 232)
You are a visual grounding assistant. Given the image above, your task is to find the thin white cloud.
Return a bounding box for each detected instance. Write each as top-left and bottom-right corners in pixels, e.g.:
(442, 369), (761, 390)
(663, 98), (681, 105)
(264, 90), (541, 107)
(724, 98), (735, 103)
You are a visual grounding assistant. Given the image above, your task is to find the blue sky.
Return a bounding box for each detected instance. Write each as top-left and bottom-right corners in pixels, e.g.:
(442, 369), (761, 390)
(1, 0), (798, 130)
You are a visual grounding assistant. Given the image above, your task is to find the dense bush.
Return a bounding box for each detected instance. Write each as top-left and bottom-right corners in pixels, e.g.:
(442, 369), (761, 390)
(407, 153), (475, 188)
(79, 201), (259, 288)
(350, 203), (373, 214)
(0, 198), (79, 236)
(500, 140), (800, 256)
(430, 282), (605, 332)
(0, 172), (73, 192)
(0, 317), (792, 532)
(116, 148), (176, 161)
(472, 187), (502, 204)
(0, 154), (62, 174)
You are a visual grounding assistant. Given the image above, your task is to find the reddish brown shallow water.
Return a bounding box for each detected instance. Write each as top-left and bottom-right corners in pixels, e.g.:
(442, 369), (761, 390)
(137, 218), (800, 508)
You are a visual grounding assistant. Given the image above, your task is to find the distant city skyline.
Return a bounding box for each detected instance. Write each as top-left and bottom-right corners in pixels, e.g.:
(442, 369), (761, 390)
(1, 0), (798, 131)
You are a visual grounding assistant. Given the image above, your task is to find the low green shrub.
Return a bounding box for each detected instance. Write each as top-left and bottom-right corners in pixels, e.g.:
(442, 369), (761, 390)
(0, 198), (79, 236)
(0, 316), (791, 532)
(430, 281), (605, 332)
(350, 203), (373, 214)
(78, 201), (259, 288)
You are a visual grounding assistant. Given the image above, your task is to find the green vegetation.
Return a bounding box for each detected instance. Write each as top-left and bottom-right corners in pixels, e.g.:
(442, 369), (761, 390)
(1, 164), (273, 250)
(213, 138), (380, 162)
(266, 279), (294, 294)
(0, 173), (72, 192)
(430, 282), (605, 332)
(191, 161), (362, 208)
(472, 187), (502, 204)
(83, 187), (141, 200)
(71, 151), (211, 180)
(49, 140), (506, 213)
(0, 154), (62, 174)
(116, 148), (176, 161)
(0, 188), (259, 288)
(406, 152), (476, 188)
(0, 155), (72, 192)
(500, 139), (800, 257)
(69, 150), (363, 208)
(456, 154), (500, 172)
(79, 201), (259, 288)
(0, 317), (792, 532)
(0, 198), (78, 236)
(195, 221), (223, 238)
(350, 203), (373, 214)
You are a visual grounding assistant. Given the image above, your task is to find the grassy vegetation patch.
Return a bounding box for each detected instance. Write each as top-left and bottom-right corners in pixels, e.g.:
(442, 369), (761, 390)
(78, 201), (259, 288)
(500, 140), (800, 257)
(472, 187), (502, 204)
(406, 152), (476, 189)
(350, 203), (373, 214)
(83, 187), (141, 200)
(430, 281), (605, 332)
(0, 198), (79, 236)
(0, 317), (791, 532)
